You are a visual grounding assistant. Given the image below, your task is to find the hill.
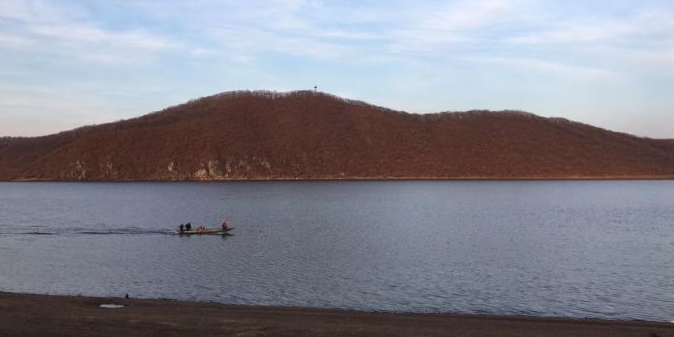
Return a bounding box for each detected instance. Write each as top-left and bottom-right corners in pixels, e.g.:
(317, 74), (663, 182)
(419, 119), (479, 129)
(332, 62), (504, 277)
(1, 90), (673, 180)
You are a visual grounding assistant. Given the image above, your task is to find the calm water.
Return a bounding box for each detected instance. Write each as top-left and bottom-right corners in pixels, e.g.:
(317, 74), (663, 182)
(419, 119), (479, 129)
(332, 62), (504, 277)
(0, 181), (672, 321)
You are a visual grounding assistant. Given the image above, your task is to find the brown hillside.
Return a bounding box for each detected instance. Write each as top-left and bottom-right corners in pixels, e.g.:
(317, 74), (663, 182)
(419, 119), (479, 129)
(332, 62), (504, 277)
(1, 90), (673, 180)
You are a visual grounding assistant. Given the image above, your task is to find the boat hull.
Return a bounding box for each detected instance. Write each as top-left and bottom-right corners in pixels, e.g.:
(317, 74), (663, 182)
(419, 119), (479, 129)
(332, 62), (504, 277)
(177, 227), (234, 235)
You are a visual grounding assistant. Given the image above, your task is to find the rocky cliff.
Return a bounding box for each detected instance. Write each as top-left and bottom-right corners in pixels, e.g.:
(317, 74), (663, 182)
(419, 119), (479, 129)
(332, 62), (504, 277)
(1, 90), (673, 181)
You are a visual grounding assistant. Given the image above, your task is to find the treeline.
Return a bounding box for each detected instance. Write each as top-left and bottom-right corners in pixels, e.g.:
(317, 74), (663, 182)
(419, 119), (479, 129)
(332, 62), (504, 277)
(186, 90), (399, 113)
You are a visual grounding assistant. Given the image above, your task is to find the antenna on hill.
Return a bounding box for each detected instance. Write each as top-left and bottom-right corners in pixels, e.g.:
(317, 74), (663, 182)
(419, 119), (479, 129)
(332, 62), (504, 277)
(314, 85), (317, 93)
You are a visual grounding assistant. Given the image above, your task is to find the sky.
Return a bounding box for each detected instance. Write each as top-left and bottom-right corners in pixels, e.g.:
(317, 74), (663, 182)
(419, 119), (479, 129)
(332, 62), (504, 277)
(0, 0), (673, 138)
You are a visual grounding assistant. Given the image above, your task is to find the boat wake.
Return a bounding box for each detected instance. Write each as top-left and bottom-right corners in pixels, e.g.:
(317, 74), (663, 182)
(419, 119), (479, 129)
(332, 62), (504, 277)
(0, 227), (174, 236)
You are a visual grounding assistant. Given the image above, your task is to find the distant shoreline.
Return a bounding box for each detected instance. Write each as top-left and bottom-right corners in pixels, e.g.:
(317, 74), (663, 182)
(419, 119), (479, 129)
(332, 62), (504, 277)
(4, 175), (674, 182)
(0, 292), (672, 337)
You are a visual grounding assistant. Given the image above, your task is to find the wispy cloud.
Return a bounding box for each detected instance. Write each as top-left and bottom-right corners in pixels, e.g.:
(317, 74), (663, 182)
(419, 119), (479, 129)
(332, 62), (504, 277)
(0, 31), (34, 49)
(423, 0), (527, 31)
(506, 10), (674, 47)
(470, 56), (619, 81)
(0, 0), (85, 23)
(0, 0), (173, 64)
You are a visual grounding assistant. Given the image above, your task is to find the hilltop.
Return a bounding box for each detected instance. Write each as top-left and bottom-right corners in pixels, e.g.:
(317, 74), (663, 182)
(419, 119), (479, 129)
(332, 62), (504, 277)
(1, 90), (673, 180)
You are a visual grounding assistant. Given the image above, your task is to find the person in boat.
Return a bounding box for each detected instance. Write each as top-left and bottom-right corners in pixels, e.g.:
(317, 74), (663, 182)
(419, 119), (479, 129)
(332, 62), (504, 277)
(185, 223), (192, 231)
(179, 224), (184, 233)
(221, 219), (228, 230)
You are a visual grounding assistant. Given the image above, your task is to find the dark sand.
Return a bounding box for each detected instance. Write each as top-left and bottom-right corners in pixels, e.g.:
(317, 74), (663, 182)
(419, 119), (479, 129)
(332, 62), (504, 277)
(1, 292), (672, 337)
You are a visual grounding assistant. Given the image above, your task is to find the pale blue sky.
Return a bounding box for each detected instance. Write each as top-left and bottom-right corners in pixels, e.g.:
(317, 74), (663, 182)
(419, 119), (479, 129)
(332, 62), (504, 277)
(1, 0), (673, 137)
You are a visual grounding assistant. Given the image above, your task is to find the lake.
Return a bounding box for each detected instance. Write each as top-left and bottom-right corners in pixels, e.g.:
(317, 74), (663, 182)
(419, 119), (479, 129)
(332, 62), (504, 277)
(0, 181), (672, 321)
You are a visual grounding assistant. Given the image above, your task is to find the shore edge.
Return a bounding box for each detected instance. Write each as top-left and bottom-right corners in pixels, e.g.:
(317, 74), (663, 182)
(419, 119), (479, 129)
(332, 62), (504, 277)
(1, 292), (672, 337)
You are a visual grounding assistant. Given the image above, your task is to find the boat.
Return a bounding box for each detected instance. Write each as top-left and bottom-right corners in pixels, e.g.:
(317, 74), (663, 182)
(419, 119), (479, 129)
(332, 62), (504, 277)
(177, 227), (234, 235)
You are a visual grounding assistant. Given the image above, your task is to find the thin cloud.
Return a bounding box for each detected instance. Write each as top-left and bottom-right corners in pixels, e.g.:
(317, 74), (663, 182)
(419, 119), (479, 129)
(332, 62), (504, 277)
(0, 0), (174, 64)
(471, 56), (619, 81)
(0, 32), (34, 49)
(503, 7), (674, 49)
(0, 0), (85, 23)
(30, 23), (172, 51)
(424, 0), (527, 31)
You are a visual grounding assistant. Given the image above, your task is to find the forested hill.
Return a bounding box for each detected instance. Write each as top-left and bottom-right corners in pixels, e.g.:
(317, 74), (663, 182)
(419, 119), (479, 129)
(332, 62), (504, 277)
(1, 90), (673, 180)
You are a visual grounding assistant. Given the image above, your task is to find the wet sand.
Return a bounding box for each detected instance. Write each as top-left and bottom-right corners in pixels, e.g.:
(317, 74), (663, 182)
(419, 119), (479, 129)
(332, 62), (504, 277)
(1, 292), (672, 337)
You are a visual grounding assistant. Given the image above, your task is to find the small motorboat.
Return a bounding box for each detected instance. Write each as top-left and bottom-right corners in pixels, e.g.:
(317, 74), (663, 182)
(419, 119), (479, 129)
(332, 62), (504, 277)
(177, 227), (234, 235)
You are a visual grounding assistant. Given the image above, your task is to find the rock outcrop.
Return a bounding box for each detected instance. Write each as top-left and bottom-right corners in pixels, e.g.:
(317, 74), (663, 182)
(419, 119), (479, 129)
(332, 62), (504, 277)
(194, 160), (225, 180)
(68, 160), (88, 181)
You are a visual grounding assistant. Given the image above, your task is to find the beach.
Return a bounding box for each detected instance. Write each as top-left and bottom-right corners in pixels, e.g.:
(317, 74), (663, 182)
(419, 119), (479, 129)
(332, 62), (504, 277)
(1, 292), (672, 337)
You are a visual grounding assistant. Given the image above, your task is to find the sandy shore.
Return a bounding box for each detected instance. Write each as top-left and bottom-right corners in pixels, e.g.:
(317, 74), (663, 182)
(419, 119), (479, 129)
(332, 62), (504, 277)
(1, 292), (672, 337)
